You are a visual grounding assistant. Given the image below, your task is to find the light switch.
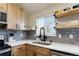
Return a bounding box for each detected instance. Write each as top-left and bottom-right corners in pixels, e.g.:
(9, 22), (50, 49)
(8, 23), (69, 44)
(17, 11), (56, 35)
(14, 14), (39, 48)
(58, 34), (62, 38)
(69, 34), (73, 39)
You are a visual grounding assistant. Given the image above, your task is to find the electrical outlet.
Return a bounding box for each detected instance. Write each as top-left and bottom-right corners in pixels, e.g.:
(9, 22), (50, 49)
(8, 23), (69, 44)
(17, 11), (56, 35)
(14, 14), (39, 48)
(20, 33), (23, 37)
(69, 34), (73, 39)
(58, 34), (62, 38)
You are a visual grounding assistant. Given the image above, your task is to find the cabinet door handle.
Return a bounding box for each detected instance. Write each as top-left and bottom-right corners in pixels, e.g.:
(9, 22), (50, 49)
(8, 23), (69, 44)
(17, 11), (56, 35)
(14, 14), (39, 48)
(16, 24), (17, 29)
(16, 24), (19, 29)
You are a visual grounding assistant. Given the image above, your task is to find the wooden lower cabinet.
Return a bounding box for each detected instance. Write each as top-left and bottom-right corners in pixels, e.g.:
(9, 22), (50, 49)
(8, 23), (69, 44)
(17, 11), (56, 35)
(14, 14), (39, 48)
(36, 47), (51, 56)
(36, 53), (46, 56)
(12, 44), (51, 56)
(26, 44), (37, 56)
(12, 44), (26, 56)
(26, 49), (34, 56)
(26, 44), (51, 56)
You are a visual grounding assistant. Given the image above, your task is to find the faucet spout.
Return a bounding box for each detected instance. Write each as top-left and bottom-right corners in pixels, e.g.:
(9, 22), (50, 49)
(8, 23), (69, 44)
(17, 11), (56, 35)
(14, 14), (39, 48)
(39, 27), (47, 41)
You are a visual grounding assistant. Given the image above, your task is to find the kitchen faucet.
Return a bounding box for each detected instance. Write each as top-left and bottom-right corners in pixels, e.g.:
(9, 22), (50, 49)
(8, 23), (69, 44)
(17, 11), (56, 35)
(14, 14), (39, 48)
(39, 27), (47, 42)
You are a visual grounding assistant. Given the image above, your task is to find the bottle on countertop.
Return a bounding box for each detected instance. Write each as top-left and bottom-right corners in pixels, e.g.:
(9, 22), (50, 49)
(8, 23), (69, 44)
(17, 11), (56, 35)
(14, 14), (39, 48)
(8, 33), (15, 43)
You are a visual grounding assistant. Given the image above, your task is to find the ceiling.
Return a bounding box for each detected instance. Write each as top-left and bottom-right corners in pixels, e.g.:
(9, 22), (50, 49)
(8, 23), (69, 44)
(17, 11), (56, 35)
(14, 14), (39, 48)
(16, 3), (53, 14)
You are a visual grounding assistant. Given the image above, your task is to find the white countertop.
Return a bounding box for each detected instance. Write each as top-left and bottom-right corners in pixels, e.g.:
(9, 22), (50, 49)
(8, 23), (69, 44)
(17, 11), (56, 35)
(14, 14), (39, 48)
(6, 40), (79, 55)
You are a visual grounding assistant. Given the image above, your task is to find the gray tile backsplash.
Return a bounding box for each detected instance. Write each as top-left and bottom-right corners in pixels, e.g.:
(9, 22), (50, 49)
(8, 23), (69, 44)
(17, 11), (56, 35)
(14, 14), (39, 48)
(0, 28), (79, 45)
(47, 29), (79, 45)
(0, 29), (27, 41)
(25, 30), (36, 39)
(57, 29), (76, 44)
(0, 29), (36, 42)
(34, 28), (79, 45)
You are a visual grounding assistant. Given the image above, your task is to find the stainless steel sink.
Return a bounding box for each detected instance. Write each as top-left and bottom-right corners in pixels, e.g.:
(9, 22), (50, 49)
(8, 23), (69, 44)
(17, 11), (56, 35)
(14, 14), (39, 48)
(33, 42), (51, 45)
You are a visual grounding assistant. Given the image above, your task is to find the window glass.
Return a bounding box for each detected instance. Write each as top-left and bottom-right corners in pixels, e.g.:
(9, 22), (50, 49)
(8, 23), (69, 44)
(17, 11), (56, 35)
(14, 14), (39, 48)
(36, 14), (56, 36)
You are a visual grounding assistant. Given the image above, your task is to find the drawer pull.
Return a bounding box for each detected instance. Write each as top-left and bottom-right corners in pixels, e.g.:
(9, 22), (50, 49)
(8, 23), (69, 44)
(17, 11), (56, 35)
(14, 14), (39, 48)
(17, 47), (23, 50)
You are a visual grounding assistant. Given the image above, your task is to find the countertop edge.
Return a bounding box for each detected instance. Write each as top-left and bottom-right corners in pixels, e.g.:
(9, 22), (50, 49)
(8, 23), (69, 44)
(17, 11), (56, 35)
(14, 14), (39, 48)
(5, 40), (79, 55)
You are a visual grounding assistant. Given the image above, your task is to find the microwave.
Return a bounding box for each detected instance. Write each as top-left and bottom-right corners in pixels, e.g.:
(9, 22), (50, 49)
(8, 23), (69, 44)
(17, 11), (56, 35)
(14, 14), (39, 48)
(0, 12), (7, 23)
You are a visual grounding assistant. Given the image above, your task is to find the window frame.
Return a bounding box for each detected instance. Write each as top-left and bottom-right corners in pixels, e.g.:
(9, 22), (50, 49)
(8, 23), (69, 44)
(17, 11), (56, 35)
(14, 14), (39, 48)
(36, 14), (56, 36)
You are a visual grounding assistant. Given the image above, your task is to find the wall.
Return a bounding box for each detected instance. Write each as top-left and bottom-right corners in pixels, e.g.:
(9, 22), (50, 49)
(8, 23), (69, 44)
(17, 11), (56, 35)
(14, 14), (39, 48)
(28, 3), (79, 45)
(28, 3), (77, 26)
(56, 29), (79, 45)
(46, 28), (79, 45)
(1, 3), (79, 45)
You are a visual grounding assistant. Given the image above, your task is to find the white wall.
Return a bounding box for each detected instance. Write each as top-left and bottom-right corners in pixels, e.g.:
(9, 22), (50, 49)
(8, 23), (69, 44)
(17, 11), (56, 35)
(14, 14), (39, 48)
(28, 3), (77, 26)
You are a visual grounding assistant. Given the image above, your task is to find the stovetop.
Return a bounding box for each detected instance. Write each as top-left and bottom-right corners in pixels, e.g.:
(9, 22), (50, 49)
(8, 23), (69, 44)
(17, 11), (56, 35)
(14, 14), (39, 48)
(0, 44), (11, 50)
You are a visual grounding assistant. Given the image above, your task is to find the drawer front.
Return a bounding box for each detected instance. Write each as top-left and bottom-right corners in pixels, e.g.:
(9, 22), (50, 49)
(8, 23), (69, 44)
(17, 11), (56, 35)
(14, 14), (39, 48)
(36, 47), (50, 56)
(36, 53), (46, 56)
(13, 44), (25, 56)
(14, 51), (25, 56)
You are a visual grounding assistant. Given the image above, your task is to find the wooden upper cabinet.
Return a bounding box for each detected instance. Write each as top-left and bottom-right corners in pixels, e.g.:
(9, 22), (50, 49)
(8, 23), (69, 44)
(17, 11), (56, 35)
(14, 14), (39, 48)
(18, 8), (26, 30)
(18, 8), (24, 22)
(7, 3), (26, 30)
(0, 3), (8, 11)
(18, 8), (24, 25)
(7, 4), (18, 29)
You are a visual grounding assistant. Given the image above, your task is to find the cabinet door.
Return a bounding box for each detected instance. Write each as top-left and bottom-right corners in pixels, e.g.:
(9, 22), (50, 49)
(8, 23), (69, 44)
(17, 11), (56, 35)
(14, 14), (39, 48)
(28, 16), (36, 30)
(26, 44), (51, 56)
(36, 47), (51, 56)
(24, 12), (29, 30)
(18, 8), (25, 30)
(26, 49), (34, 56)
(7, 4), (18, 29)
(36, 53), (45, 56)
(0, 3), (8, 11)
(12, 44), (26, 56)
(26, 44), (36, 56)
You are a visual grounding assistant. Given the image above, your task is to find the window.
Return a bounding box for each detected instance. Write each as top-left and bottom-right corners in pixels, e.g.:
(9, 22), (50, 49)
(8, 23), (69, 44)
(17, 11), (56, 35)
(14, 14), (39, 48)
(36, 14), (56, 36)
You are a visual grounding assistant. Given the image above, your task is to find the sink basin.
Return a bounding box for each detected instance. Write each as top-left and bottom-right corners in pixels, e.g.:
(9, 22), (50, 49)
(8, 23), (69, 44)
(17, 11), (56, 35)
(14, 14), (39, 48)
(33, 42), (51, 45)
